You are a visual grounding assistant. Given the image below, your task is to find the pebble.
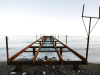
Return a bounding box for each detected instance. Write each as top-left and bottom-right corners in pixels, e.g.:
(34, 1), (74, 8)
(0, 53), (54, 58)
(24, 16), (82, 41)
(52, 66), (55, 69)
(43, 71), (46, 75)
(11, 72), (16, 75)
(78, 70), (80, 72)
(22, 72), (26, 75)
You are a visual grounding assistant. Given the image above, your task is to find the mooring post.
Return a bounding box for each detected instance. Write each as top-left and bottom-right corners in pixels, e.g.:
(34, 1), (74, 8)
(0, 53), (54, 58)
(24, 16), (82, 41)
(33, 48), (36, 55)
(55, 41), (56, 46)
(36, 34), (37, 40)
(60, 48), (62, 55)
(6, 36), (9, 63)
(66, 35), (67, 46)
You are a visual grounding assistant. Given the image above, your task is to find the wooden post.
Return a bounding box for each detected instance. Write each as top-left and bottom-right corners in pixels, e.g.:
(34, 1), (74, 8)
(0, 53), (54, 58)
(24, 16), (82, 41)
(66, 35), (67, 46)
(33, 48), (36, 55)
(60, 48), (62, 55)
(6, 36), (9, 63)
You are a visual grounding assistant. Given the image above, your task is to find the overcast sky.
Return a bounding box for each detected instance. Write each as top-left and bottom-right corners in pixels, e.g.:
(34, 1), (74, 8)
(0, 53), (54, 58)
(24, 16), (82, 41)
(0, 0), (100, 36)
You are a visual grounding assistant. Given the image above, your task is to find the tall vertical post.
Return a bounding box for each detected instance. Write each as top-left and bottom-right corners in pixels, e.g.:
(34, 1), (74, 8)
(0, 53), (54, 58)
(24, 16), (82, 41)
(6, 36), (9, 62)
(66, 35), (67, 46)
(86, 17), (91, 60)
(55, 34), (56, 38)
(36, 34), (37, 40)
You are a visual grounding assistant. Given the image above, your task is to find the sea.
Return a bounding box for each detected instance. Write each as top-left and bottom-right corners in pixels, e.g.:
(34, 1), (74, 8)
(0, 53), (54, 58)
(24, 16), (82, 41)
(0, 35), (100, 64)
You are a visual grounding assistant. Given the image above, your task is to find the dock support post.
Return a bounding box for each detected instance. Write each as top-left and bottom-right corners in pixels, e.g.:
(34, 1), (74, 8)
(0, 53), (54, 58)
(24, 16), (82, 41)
(42, 39), (43, 42)
(60, 48), (62, 55)
(40, 41), (41, 46)
(6, 36), (9, 63)
(53, 39), (54, 42)
(55, 41), (56, 46)
(33, 48), (36, 55)
(73, 65), (80, 70)
(66, 35), (67, 46)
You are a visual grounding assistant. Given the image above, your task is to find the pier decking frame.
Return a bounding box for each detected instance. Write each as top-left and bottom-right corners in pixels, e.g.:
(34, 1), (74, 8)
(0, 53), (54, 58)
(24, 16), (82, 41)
(6, 36), (87, 71)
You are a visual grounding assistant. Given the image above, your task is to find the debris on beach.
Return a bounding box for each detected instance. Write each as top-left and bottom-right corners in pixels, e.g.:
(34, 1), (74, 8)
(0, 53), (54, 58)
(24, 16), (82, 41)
(37, 56), (58, 61)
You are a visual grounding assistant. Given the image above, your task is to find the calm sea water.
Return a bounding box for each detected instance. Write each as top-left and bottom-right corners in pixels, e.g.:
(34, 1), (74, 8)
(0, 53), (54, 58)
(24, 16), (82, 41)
(0, 35), (100, 63)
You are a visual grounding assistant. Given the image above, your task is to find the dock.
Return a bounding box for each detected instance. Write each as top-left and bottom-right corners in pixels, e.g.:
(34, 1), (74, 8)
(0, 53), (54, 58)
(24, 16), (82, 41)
(6, 36), (87, 71)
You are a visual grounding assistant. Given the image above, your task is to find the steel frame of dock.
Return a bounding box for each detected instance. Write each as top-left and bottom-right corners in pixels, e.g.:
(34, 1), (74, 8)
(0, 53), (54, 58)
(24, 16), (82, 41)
(6, 36), (87, 71)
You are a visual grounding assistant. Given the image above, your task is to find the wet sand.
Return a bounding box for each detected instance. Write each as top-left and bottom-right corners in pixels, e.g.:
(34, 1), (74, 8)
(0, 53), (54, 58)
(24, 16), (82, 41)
(0, 61), (100, 75)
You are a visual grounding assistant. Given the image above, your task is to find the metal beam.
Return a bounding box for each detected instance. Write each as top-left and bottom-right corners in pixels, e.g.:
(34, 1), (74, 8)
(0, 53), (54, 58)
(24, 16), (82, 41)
(30, 46), (65, 48)
(8, 36), (44, 62)
(24, 50), (70, 52)
(50, 37), (63, 62)
(52, 36), (87, 63)
(8, 61), (86, 65)
(32, 36), (47, 63)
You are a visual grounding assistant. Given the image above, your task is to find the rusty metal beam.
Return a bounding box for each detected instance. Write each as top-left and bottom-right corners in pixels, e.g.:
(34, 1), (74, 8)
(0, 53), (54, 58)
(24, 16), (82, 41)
(8, 61), (86, 65)
(30, 46), (65, 48)
(24, 50), (70, 52)
(32, 36), (47, 63)
(8, 36), (44, 62)
(52, 36), (87, 63)
(50, 37), (63, 62)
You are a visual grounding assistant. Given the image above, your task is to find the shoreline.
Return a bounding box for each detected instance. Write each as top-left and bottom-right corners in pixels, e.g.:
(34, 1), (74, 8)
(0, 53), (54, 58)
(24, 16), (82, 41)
(0, 61), (100, 75)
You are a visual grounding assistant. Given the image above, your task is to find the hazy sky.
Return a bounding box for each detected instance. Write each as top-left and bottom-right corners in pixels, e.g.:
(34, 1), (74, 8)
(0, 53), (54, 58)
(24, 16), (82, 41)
(0, 0), (100, 36)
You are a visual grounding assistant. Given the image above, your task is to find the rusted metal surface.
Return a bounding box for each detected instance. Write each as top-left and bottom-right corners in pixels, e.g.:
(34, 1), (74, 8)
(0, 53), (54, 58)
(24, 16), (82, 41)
(30, 46), (65, 48)
(50, 37), (63, 62)
(6, 36), (88, 71)
(32, 36), (47, 63)
(9, 36), (44, 62)
(52, 36), (87, 63)
(24, 50), (70, 52)
(8, 61), (86, 65)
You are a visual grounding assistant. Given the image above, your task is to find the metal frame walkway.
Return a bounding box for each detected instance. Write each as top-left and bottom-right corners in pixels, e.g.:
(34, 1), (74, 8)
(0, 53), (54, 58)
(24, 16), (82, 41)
(6, 36), (87, 71)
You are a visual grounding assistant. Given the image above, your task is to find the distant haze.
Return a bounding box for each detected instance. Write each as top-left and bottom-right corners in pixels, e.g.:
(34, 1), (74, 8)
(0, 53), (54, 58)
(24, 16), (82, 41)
(0, 0), (100, 36)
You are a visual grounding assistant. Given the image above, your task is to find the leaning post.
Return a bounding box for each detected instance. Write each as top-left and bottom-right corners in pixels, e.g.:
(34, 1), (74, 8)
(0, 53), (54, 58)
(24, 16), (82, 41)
(6, 36), (9, 63)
